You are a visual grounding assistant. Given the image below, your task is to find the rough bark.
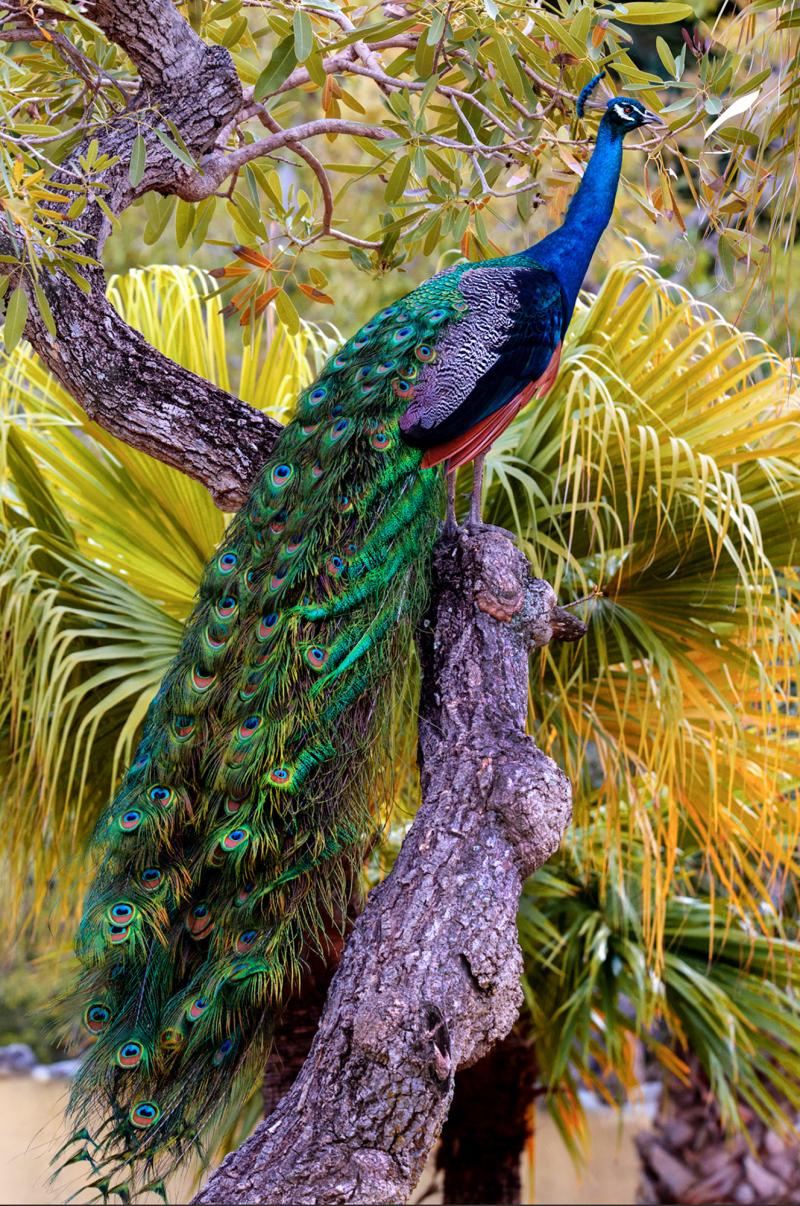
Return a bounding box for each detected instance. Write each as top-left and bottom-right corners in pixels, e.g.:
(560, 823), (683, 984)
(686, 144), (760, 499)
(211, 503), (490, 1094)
(437, 1028), (539, 1205)
(193, 529), (581, 1205)
(1, 0), (279, 508)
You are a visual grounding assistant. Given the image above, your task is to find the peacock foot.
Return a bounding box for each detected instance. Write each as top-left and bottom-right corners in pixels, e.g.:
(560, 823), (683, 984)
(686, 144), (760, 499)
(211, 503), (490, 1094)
(463, 519), (518, 544)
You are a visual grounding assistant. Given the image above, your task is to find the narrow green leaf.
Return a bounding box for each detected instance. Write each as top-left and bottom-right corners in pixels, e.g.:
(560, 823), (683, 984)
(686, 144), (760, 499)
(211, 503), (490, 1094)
(384, 156), (411, 204)
(490, 34), (526, 102)
(418, 73), (440, 113)
(605, 2), (694, 23)
(175, 199), (196, 248)
(325, 15), (416, 52)
(426, 8), (446, 46)
(221, 14), (248, 47)
(422, 214), (442, 256)
(95, 196), (120, 228)
(164, 118), (194, 159)
(67, 193), (87, 220)
(655, 35), (677, 76)
(254, 35), (298, 100)
(60, 262), (92, 294)
(714, 125), (760, 147)
(349, 247), (372, 271)
(305, 47), (327, 87)
(231, 193), (267, 239)
(211, 0), (242, 18)
(293, 8), (314, 61)
(128, 133), (147, 188)
(414, 30), (436, 77)
(570, 6), (591, 47)
(675, 43), (686, 80)
(250, 163), (283, 209)
(191, 196), (216, 250)
(274, 288), (300, 334)
(33, 281), (56, 338)
(154, 128), (195, 169)
(3, 285), (28, 350)
(452, 205), (470, 241)
(142, 194), (175, 244)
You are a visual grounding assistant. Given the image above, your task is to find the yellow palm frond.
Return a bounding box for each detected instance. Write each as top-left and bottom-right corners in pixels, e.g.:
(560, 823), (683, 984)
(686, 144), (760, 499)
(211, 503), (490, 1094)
(483, 254), (800, 956)
(0, 266), (338, 945)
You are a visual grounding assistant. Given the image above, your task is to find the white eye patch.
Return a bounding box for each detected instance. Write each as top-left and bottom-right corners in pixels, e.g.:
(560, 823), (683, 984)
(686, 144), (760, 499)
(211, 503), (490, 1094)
(612, 102), (636, 121)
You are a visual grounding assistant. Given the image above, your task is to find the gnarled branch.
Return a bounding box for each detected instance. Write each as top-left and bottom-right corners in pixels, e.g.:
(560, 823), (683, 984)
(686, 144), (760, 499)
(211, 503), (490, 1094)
(2, 0), (279, 508)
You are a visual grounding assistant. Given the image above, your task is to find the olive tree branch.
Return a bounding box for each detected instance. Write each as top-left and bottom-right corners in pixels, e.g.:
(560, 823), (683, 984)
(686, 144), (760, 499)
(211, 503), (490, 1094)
(0, 0), (281, 509)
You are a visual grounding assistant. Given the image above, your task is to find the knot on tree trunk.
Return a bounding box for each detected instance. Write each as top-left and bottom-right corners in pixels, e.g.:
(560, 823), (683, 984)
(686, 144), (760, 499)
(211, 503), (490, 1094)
(194, 528), (580, 1205)
(419, 528), (574, 881)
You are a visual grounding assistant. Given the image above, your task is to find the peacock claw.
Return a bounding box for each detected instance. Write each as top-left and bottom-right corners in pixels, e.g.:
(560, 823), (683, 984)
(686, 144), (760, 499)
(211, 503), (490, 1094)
(464, 519), (518, 543)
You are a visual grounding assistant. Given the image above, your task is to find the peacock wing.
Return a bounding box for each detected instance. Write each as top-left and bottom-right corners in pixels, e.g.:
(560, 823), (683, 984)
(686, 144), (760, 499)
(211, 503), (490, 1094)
(398, 261), (566, 450)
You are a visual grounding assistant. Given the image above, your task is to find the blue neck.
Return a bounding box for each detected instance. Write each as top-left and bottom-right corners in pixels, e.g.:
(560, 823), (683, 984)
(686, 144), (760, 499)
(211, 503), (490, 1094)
(526, 119), (623, 317)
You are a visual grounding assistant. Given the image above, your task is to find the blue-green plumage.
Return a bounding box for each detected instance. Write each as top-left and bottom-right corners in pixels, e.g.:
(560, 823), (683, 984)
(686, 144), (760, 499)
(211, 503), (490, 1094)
(64, 84), (662, 1193)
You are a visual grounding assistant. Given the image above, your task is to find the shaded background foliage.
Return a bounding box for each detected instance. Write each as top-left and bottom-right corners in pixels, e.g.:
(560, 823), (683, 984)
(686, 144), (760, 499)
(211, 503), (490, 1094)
(0, 0), (799, 1197)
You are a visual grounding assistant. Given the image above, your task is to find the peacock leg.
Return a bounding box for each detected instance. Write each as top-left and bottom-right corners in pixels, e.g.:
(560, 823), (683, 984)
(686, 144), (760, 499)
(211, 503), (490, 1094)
(465, 454), (517, 541)
(468, 454), (485, 525)
(444, 464), (457, 535)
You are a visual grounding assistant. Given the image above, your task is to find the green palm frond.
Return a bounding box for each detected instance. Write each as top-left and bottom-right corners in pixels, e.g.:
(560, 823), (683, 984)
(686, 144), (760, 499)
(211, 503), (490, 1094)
(0, 266), (338, 944)
(479, 253), (800, 952)
(520, 818), (800, 1159)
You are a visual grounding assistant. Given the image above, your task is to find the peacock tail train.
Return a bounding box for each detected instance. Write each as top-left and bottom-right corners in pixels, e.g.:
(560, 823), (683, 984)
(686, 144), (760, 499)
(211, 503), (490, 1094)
(62, 272), (479, 1195)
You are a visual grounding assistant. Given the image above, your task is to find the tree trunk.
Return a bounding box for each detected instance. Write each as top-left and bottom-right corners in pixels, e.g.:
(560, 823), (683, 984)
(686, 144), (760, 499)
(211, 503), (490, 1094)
(194, 530), (580, 1204)
(437, 1029), (537, 1205)
(636, 1056), (800, 1205)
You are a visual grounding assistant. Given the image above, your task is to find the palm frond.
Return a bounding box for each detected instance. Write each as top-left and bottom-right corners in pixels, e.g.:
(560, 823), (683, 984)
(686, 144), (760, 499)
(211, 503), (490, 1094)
(0, 266), (336, 943)
(520, 818), (800, 1155)
(479, 254), (800, 952)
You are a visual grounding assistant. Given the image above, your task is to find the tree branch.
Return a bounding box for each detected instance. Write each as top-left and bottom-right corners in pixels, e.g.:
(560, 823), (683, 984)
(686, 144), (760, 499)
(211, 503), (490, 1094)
(0, 0), (595, 505)
(175, 120), (393, 203)
(3, 0), (279, 508)
(194, 528), (583, 1204)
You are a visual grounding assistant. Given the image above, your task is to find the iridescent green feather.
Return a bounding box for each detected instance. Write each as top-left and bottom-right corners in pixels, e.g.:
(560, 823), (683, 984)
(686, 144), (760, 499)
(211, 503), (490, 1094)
(63, 270), (482, 1190)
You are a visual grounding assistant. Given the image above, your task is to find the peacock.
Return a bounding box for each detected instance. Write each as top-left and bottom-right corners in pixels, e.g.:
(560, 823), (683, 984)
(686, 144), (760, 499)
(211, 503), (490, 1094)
(62, 75), (662, 1196)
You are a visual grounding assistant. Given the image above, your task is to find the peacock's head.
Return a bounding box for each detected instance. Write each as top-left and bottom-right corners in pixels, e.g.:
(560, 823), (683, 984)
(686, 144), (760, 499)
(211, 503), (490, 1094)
(576, 72), (664, 137)
(603, 95), (665, 134)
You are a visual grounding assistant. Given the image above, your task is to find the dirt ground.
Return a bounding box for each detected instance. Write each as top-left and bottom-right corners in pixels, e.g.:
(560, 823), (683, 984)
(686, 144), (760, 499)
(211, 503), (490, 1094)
(0, 1076), (650, 1204)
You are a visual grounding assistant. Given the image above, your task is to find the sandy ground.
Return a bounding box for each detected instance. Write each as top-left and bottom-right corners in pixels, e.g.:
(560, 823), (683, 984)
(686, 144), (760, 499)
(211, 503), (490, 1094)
(0, 1075), (650, 1204)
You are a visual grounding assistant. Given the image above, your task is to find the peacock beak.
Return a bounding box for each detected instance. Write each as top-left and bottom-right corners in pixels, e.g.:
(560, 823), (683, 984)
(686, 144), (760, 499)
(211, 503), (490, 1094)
(640, 108), (666, 127)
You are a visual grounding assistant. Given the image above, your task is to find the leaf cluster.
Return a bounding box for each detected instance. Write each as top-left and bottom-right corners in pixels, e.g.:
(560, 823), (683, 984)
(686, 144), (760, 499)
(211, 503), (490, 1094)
(3, 2), (799, 350)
